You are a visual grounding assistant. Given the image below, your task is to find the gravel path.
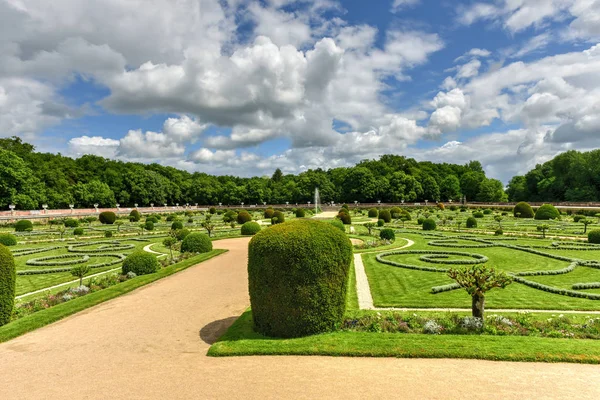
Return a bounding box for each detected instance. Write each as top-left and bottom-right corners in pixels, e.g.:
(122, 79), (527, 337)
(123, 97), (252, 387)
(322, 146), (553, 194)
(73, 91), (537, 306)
(143, 243), (166, 257)
(1, 237), (599, 399)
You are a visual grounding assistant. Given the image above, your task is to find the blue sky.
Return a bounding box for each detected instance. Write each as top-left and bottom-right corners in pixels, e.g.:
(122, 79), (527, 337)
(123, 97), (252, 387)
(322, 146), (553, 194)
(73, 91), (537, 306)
(1, 0), (599, 182)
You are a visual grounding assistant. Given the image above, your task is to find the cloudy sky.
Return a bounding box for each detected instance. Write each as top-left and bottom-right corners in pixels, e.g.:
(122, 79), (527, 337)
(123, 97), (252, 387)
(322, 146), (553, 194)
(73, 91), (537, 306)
(1, 0), (599, 182)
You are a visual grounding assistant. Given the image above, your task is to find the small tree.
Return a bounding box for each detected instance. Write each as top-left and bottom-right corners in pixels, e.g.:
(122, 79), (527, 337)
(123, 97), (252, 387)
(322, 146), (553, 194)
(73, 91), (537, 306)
(163, 237), (177, 262)
(70, 265), (91, 287)
(447, 265), (512, 319)
(457, 221), (463, 232)
(537, 224), (549, 238)
(58, 226), (66, 240)
(581, 218), (593, 234)
(201, 214), (215, 237)
(400, 216), (409, 228)
(115, 221), (124, 232)
(364, 222), (376, 236)
(494, 215), (503, 229)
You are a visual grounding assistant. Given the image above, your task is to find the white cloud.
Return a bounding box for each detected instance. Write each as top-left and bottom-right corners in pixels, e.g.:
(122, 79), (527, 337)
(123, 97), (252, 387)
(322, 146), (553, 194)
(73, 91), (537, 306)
(68, 136), (119, 158)
(456, 59), (482, 79)
(391, 0), (420, 13)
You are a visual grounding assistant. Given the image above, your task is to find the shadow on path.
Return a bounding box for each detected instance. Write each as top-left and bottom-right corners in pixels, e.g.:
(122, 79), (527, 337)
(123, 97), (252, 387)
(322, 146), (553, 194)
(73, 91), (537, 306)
(199, 317), (239, 344)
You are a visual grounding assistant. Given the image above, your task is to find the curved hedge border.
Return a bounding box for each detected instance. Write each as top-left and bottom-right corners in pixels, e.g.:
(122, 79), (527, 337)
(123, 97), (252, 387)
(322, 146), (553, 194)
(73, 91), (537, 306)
(11, 246), (62, 257)
(376, 250), (489, 272)
(427, 239), (495, 248)
(511, 276), (600, 300)
(26, 254), (90, 267)
(419, 252), (489, 265)
(67, 241), (135, 253)
(513, 262), (578, 277)
(431, 282), (461, 294)
(18, 254), (126, 275)
(572, 282), (600, 290)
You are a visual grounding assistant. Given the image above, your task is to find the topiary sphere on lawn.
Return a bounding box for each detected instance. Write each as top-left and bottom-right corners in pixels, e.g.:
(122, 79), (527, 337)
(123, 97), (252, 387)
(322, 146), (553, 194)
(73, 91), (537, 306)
(588, 230), (600, 244)
(99, 211), (117, 225)
(209, 207), (216, 214)
(422, 218), (437, 231)
(295, 208), (306, 218)
(129, 209), (141, 222)
(417, 217), (425, 225)
(272, 211), (285, 225)
(144, 221), (155, 231)
(535, 204), (560, 220)
(368, 208), (378, 218)
(237, 210), (252, 224)
(73, 227), (84, 236)
(377, 219), (385, 227)
(380, 228), (396, 242)
(337, 211), (351, 225)
(181, 232), (213, 253)
(121, 251), (159, 276)
(472, 211), (484, 218)
(105, 231), (113, 238)
(513, 202), (534, 218)
(378, 209), (392, 223)
(0, 234), (17, 246)
(223, 210), (237, 223)
(264, 208), (275, 219)
(0, 244), (16, 326)
(63, 218), (79, 228)
(171, 220), (184, 230)
(466, 216), (478, 228)
(248, 219), (352, 338)
(14, 220), (33, 232)
(330, 219), (345, 232)
(146, 216), (159, 224)
(241, 221), (261, 236)
(175, 228), (190, 241)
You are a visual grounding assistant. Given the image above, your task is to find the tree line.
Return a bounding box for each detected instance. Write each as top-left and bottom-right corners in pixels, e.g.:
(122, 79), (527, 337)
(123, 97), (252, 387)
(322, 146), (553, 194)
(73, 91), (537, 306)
(0, 137), (509, 209)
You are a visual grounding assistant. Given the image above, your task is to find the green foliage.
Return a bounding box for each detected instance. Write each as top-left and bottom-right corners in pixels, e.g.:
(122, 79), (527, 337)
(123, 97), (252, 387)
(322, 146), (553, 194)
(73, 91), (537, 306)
(144, 221), (154, 231)
(378, 209), (391, 223)
(73, 227), (84, 236)
(98, 211), (116, 225)
(330, 219), (345, 232)
(379, 228), (396, 242)
(295, 208), (306, 218)
(535, 204), (560, 220)
(0, 234), (17, 246)
(483, 209), (492, 215)
(63, 218), (79, 228)
(237, 210), (252, 224)
(223, 210), (237, 223)
(588, 230), (600, 244)
(417, 217), (425, 225)
(422, 218), (437, 231)
(14, 220), (33, 232)
(514, 202), (534, 218)
(241, 221), (261, 236)
(0, 245), (16, 326)
(264, 208), (275, 219)
(181, 232), (213, 253)
(209, 207), (216, 214)
(466, 217), (477, 228)
(146, 216), (158, 224)
(171, 220), (184, 230)
(121, 251), (159, 276)
(472, 211), (484, 218)
(129, 209), (141, 222)
(174, 228), (190, 241)
(70, 264), (91, 286)
(337, 210), (351, 225)
(248, 219), (352, 338)
(495, 229), (504, 236)
(377, 219), (385, 227)
(271, 211), (285, 225)
(368, 208), (378, 217)
(104, 231), (113, 238)
(166, 215), (176, 222)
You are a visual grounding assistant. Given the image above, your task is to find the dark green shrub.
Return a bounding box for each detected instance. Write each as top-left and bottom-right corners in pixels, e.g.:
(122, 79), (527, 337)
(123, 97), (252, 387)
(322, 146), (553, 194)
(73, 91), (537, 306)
(237, 210), (252, 224)
(166, 215), (176, 222)
(483, 209), (492, 215)
(0, 234), (17, 246)
(121, 251), (159, 276)
(330, 219), (345, 232)
(417, 217), (425, 225)
(342, 204), (349, 211)
(129, 209), (141, 222)
(535, 204), (560, 220)
(588, 230), (600, 244)
(105, 231), (113, 238)
(295, 208), (306, 218)
(338, 211), (351, 225)
(495, 229), (504, 236)
(209, 207), (216, 214)
(241, 221), (261, 236)
(473, 211), (484, 218)
(181, 232), (213, 253)
(171, 220), (184, 230)
(99, 211), (116, 225)
(223, 210), (237, 223)
(144, 221), (154, 231)
(377, 219), (385, 227)
(264, 208), (275, 219)
(378, 209), (391, 223)
(380, 228), (396, 242)
(574, 215), (585, 223)
(422, 218), (437, 231)
(187, 218), (194, 223)
(368, 208), (378, 218)
(272, 211), (285, 225)
(14, 220), (33, 232)
(248, 219), (352, 338)
(64, 218), (79, 228)
(146, 216), (159, 224)
(466, 217), (477, 228)
(73, 228), (84, 236)
(0, 245), (16, 326)
(514, 202), (534, 218)
(175, 228), (190, 241)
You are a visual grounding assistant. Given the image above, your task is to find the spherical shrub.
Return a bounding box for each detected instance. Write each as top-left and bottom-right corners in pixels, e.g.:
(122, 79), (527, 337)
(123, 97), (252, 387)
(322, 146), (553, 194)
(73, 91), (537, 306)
(237, 210), (252, 224)
(181, 232), (213, 253)
(171, 220), (184, 230)
(495, 229), (504, 236)
(166, 215), (176, 222)
(63, 218), (79, 228)
(99, 211), (117, 225)
(105, 231), (113, 238)
(483, 209), (492, 215)
(14, 220), (33, 232)
(341, 204), (349, 211)
(513, 202), (534, 218)
(438, 203), (445, 210)
(188, 218), (194, 223)
(422, 218), (437, 231)
(535, 204), (560, 220)
(466, 216), (477, 228)
(417, 217), (425, 225)
(264, 208), (275, 219)
(380, 228), (396, 242)
(223, 210), (237, 223)
(378, 209), (391, 223)
(390, 207), (402, 217)
(368, 208), (378, 218)
(144, 221), (154, 231)
(473, 211), (484, 218)
(0, 245), (16, 326)
(377, 219), (385, 227)
(588, 230), (600, 244)
(209, 207), (216, 214)
(0, 234), (17, 246)
(175, 228), (190, 241)
(272, 211), (285, 225)
(295, 208), (306, 218)
(121, 251), (159, 276)
(73, 228), (84, 236)
(337, 211), (351, 225)
(129, 209), (141, 222)
(330, 219), (345, 232)
(146, 216), (159, 224)
(241, 221), (261, 236)
(574, 215), (585, 223)
(248, 219), (352, 338)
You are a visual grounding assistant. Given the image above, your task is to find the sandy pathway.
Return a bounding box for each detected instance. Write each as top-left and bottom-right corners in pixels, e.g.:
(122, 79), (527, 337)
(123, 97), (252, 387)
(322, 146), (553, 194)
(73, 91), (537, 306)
(1, 237), (599, 399)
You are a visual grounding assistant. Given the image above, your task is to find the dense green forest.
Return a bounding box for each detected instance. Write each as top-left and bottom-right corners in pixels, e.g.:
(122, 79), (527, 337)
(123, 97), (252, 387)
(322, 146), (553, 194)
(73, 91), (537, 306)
(0, 137), (509, 209)
(506, 150), (600, 202)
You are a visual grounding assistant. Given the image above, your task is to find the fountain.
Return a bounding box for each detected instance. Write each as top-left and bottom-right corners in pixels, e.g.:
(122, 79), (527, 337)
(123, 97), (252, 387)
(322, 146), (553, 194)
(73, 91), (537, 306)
(314, 187), (320, 215)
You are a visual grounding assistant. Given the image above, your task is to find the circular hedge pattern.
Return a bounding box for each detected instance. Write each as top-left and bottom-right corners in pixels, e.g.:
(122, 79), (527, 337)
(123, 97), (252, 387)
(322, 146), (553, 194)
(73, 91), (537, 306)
(121, 251), (159, 275)
(241, 221), (261, 236)
(419, 252), (489, 265)
(0, 234), (17, 246)
(67, 241), (135, 253)
(0, 245), (16, 326)
(26, 254), (90, 267)
(248, 219), (352, 338)
(181, 232), (213, 253)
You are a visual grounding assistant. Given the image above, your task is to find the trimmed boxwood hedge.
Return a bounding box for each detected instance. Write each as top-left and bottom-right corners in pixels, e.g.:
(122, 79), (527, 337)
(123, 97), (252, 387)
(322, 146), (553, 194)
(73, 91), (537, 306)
(472, 211), (484, 218)
(14, 220), (33, 232)
(337, 211), (351, 225)
(171, 220), (184, 230)
(73, 228), (84, 236)
(129, 209), (141, 222)
(295, 208), (306, 218)
(380, 228), (396, 242)
(144, 221), (154, 231)
(330, 219), (345, 232)
(0, 245), (16, 326)
(535, 204), (560, 220)
(431, 282), (461, 294)
(223, 210), (237, 223)
(466, 217), (477, 228)
(588, 230), (600, 244)
(18, 254), (126, 275)
(241, 221), (261, 236)
(209, 207), (216, 214)
(248, 219), (352, 338)
(121, 251), (159, 276)
(378, 210), (391, 223)
(368, 208), (378, 218)
(237, 210), (252, 224)
(264, 208), (275, 219)
(272, 211), (285, 225)
(377, 219), (385, 227)
(0, 234), (17, 246)
(422, 218), (437, 231)
(181, 232), (213, 253)
(513, 202), (534, 218)
(99, 211), (117, 225)
(64, 218), (79, 228)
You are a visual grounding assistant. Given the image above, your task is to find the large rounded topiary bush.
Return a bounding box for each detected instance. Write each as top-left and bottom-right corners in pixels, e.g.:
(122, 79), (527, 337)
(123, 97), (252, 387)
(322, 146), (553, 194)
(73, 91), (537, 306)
(121, 251), (159, 276)
(181, 232), (213, 253)
(535, 204), (560, 220)
(588, 230), (600, 244)
(241, 221), (261, 236)
(368, 208), (378, 218)
(63, 218), (79, 228)
(378, 209), (392, 223)
(264, 208), (275, 219)
(0, 244), (16, 326)
(295, 208), (306, 218)
(171, 220), (184, 230)
(466, 216), (478, 228)
(248, 219), (352, 338)
(14, 220), (33, 232)
(129, 209), (141, 222)
(380, 228), (396, 242)
(237, 210), (252, 224)
(422, 218), (437, 231)
(337, 211), (351, 225)
(272, 211), (285, 225)
(0, 234), (17, 246)
(99, 211), (117, 225)
(513, 202), (534, 218)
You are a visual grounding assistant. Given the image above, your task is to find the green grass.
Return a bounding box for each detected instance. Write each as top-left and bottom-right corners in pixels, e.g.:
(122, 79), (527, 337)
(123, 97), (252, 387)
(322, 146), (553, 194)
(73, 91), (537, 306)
(0, 249), (226, 343)
(208, 310), (600, 363)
